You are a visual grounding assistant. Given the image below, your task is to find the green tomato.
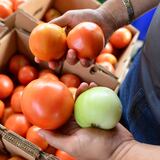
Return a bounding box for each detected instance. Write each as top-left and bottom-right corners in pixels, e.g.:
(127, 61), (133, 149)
(74, 87), (122, 130)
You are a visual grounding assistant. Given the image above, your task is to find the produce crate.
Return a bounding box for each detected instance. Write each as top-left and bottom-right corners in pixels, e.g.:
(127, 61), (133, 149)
(0, 9), (139, 159)
(14, 10), (139, 90)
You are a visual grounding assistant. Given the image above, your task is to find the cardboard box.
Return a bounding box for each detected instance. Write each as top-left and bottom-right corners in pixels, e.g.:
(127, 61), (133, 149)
(18, 0), (53, 20)
(62, 25), (140, 90)
(18, 0), (100, 20)
(0, 13), (16, 30)
(0, 28), (59, 160)
(14, 10), (139, 90)
(0, 0), (53, 29)
(0, 22), (9, 39)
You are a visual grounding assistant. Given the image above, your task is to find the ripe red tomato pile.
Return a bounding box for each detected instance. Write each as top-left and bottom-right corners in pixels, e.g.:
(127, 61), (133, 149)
(0, 0), (27, 19)
(96, 27), (132, 74)
(0, 54), (81, 159)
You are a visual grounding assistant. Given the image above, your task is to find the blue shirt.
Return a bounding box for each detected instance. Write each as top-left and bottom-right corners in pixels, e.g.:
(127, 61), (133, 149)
(119, 4), (160, 144)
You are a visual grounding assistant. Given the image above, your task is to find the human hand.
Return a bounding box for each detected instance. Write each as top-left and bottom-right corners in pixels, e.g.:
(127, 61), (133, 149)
(35, 8), (118, 70)
(39, 123), (134, 160)
(39, 82), (134, 160)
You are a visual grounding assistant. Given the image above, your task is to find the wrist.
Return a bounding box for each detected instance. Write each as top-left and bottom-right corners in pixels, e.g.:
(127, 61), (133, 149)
(110, 139), (138, 160)
(97, 0), (129, 28)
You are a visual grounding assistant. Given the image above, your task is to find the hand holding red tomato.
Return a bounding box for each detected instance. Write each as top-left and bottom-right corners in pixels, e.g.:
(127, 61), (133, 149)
(35, 8), (118, 70)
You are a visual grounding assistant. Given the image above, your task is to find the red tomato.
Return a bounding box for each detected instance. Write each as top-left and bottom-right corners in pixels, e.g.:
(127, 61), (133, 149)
(0, 74), (14, 99)
(44, 8), (61, 22)
(0, 100), (5, 119)
(60, 73), (81, 88)
(96, 53), (117, 67)
(97, 62), (115, 74)
(110, 27), (132, 49)
(4, 114), (31, 137)
(29, 23), (67, 61)
(67, 22), (104, 59)
(56, 150), (76, 160)
(26, 126), (48, 150)
(21, 78), (74, 130)
(13, 85), (25, 93)
(18, 65), (38, 85)
(100, 42), (114, 54)
(0, 2), (12, 19)
(11, 88), (23, 113)
(45, 145), (57, 154)
(9, 54), (30, 76)
(2, 107), (14, 124)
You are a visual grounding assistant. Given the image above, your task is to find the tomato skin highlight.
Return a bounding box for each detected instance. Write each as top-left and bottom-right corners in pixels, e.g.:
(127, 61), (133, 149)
(21, 78), (74, 130)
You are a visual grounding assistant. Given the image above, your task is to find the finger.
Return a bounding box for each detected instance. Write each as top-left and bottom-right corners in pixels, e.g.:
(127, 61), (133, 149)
(80, 58), (94, 67)
(39, 129), (73, 153)
(49, 15), (68, 27)
(75, 82), (89, 99)
(66, 49), (78, 65)
(88, 82), (97, 89)
(34, 57), (43, 63)
(48, 61), (60, 70)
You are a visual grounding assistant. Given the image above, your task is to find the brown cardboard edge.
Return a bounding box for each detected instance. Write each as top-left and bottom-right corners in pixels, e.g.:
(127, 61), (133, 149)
(0, 125), (58, 160)
(0, 29), (16, 70)
(0, 13), (16, 29)
(62, 61), (119, 90)
(0, 22), (9, 39)
(18, 0), (54, 20)
(62, 25), (139, 90)
(15, 10), (39, 33)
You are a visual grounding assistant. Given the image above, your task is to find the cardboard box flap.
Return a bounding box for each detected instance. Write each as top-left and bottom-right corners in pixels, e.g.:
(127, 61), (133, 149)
(0, 22), (9, 39)
(0, 29), (16, 70)
(62, 61), (119, 89)
(0, 13), (16, 29)
(16, 29), (34, 60)
(19, 0), (53, 20)
(15, 10), (38, 33)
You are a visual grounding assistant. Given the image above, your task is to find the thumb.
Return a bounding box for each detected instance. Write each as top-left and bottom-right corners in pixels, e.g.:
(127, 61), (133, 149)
(39, 129), (73, 153)
(49, 15), (68, 27)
